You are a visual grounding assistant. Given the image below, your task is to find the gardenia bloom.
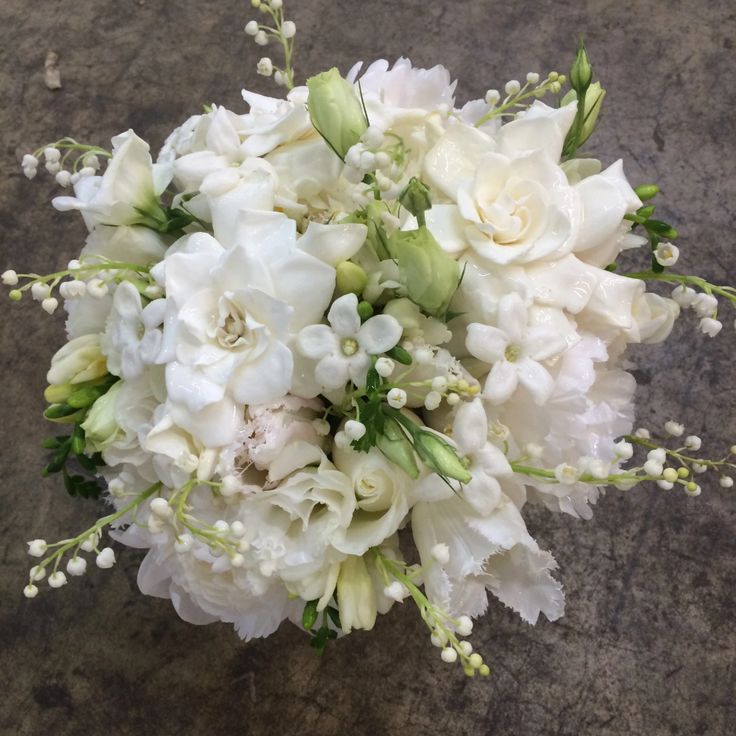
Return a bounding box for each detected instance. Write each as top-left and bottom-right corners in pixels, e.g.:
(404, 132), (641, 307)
(466, 292), (569, 405)
(296, 293), (402, 390)
(152, 210), (335, 447)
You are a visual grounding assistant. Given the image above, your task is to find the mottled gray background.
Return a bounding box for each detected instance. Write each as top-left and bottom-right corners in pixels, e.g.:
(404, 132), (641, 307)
(1, 1), (735, 734)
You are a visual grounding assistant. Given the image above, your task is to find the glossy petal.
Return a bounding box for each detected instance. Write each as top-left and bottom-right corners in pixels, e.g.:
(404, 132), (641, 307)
(516, 356), (554, 405)
(466, 323), (508, 364)
(328, 293), (361, 337)
(357, 314), (402, 354)
(483, 359), (518, 405)
(297, 324), (338, 359)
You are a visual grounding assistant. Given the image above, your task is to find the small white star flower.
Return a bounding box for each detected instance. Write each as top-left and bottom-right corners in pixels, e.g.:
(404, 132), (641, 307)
(297, 293), (402, 390)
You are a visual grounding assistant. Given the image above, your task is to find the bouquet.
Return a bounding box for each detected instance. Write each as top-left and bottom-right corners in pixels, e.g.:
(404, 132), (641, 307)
(7, 0), (736, 677)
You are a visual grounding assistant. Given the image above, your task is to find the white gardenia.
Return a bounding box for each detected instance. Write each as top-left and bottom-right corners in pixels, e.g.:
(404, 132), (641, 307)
(12, 24), (729, 677)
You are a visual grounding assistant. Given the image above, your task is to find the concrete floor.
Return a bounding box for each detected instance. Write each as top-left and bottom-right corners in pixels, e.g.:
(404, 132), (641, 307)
(1, 1), (735, 734)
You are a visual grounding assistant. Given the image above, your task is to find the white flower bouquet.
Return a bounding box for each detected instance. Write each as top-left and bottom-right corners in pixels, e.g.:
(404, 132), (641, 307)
(7, 0), (736, 676)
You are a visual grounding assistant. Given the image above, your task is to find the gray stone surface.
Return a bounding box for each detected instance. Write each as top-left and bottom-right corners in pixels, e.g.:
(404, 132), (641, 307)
(1, 1), (735, 734)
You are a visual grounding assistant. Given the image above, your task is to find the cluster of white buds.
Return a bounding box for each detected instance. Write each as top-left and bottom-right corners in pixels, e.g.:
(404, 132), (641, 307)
(478, 71), (566, 127)
(628, 422), (736, 494)
(2, 258), (158, 317)
(20, 141), (106, 188)
(24, 531), (114, 598)
(244, 0), (296, 88)
(343, 127), (407, 197)
(375, 550), (490, 677)
(669, 281), (736, 338)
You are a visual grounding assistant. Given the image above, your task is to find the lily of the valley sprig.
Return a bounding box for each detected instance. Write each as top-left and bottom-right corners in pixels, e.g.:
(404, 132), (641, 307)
(5, 2), (735, 678)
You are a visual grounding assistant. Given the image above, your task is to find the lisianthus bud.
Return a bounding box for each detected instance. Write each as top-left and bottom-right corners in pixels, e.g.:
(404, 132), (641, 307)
(570, 40), (593, 91)
(388, 226), (460, 318)
(306, 68), (368, 159)
(376, 417), (419, 479)
(398, 177), (432, 225)
(336, 555), (377, 633)
(81, 382), (122, 450)
(413, 430), (471, 483)
(562, 82), (606, 148)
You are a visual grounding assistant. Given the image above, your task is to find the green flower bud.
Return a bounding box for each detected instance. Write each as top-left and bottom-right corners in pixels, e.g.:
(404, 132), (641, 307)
(634, 184), (660, 202)
(44, 403), (85, 424)
(413, 429), (471, 483)
(336, 261), (368, 295)
(399, 177), (432, 225)
(570, 40), (593, 91)
(561, 80), (606, 158)
(9, 289), (22, 301)
(388, 226), (460, 317)
(307, 67), (368, 159)
(357, 300), (374, 321)
(81, 382), (122, 450)
(376, 417), (419, 479)
(44, 383), (73, 404)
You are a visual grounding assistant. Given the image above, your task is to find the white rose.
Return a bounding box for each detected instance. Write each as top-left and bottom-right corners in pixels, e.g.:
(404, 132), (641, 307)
(331, 441), (412, 555)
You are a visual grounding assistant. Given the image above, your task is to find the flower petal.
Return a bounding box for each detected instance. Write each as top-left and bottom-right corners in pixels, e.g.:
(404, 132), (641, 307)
(516, 357), (554, 405)
(231, 341), (293, 405)
(497, 292), (527, 343)
(328, 293), (361, 337)
(453, 398), (488, 456)
(357, 314), (402, 355)
(315, 353), (350, 390)
(297, 324), (338, 359)
(483, 359), (518, 405)
(466, 323), (508, 364)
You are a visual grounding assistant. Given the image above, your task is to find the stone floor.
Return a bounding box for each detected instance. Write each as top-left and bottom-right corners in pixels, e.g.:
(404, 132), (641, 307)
(1, 1), (735, 734)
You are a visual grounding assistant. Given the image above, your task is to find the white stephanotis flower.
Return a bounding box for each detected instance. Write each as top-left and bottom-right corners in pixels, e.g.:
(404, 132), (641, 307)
(101, 281), (165, 380)
(53, 130), (171, 231)
(152, 211), (335, 447)
(297, 293), (402, 390)
(466, 292), (570, 405)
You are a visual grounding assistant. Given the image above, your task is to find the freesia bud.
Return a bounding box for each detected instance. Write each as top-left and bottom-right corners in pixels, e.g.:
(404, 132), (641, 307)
(306, 67), (368, 159)
(81, 382), (122, 450)
(336, 555), (377, 633)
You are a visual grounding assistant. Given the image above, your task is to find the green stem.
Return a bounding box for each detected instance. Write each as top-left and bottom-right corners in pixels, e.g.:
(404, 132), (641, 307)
(624, 271), (736, 305)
